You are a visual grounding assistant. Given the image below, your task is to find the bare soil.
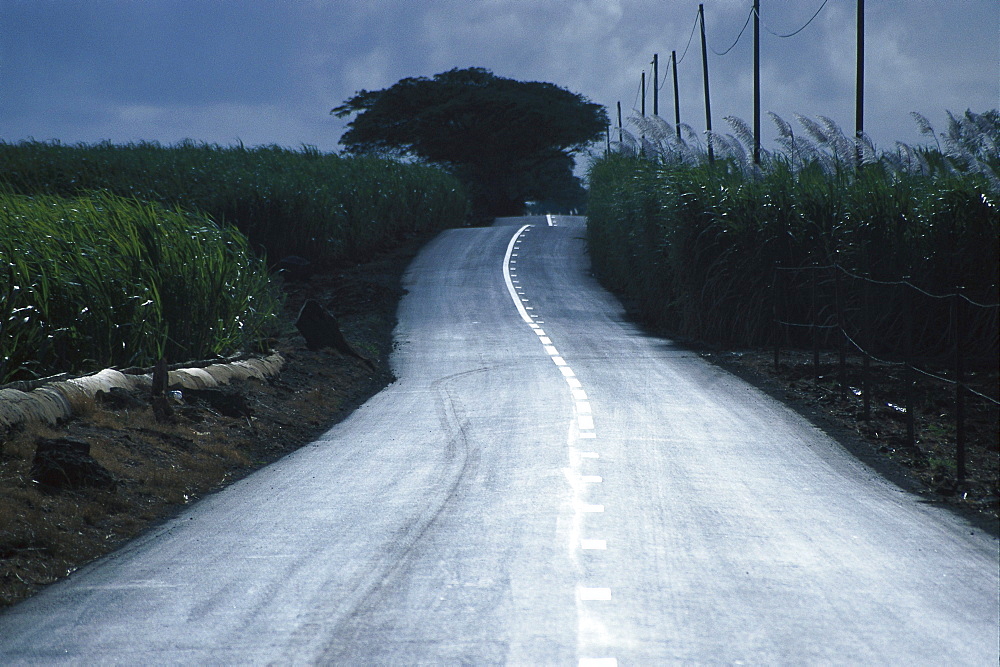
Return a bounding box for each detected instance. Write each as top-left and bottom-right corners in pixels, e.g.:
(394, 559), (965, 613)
(0, 235), (424, 608)
(2, 235), (996, 609)
(705, 349), (999, 533)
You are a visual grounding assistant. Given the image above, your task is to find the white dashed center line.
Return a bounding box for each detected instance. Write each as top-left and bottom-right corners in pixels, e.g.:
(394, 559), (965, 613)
(503, 223), (614, 665)
(578, 587), (612, 601)
(581, 539), (607, 550)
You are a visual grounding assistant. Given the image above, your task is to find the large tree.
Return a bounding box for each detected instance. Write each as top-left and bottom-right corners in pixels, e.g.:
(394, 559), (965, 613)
(332, 67), (607, 217)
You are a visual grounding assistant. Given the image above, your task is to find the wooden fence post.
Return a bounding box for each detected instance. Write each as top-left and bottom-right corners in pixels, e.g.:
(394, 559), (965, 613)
(954, 287), (967, 483)
(835, 267), (847, 401)
(861, 276), (872, 420)
(811, 265), (820, 379)
(773, 263), (781, 371)
(903, 279), (916, 449)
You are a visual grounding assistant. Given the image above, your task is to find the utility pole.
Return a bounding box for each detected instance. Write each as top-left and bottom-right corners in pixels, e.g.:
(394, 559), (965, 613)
(753, 0), (761, 164)
(855, 0), (865, 162)
(699, 3), (714, 163)
(652, 53), (659, 116)
(617, 101), (623, 143)
(672, 50), (681, 138)
(641, 71), (646, 117)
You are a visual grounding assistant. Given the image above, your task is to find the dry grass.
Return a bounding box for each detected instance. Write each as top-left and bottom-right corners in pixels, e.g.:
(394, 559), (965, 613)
(0, 404), (255, 604)
(712, 349), (999, 527)
(0, 352), (365, 607)
(1, 423), (136, 596)
(0, 236), (419, 608)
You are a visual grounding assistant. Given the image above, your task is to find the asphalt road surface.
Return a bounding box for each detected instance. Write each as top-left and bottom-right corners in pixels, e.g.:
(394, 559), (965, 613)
(1, 216), (997, 665)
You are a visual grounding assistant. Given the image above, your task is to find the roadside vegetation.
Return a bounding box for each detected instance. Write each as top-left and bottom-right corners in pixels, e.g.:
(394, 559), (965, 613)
(587, 109), (999, 507)
(0, 231), (420, 608)
(0, 191), (279, 384)
(0, 140), (468, 267)
(333, 68), (606, 218)
(0, 141), (469, 383)
(587, 110), (998, 351)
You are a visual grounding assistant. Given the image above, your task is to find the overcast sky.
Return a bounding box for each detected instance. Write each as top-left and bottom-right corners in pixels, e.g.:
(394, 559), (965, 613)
(2, 0), (997, 164)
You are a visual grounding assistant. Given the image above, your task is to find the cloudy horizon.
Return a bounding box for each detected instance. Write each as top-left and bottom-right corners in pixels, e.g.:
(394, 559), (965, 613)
(2, 1), (997, 165)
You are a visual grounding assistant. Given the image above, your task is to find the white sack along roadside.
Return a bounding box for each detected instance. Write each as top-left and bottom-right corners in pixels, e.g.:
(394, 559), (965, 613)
(0, 354), (284, 431)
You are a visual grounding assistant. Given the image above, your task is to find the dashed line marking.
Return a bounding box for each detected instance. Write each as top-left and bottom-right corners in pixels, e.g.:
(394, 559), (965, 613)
(581, 539), (607, 550)
(578, 587), (612, 601)
(504, 224), (614, 665)
(502, 224), (534, 324)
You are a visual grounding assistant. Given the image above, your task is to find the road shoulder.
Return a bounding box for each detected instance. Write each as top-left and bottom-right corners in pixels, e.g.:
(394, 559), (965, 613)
(0, 232), (434, 608)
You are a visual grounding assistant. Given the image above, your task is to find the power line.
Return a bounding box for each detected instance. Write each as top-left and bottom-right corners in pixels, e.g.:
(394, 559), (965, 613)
(627, 1), (835, 142)
(662, 1), (831, 74)
(675, 10), (701, 65)
(660, 57), (671, 90)
(761, 0), (831, 38)
(710, 6), (755, 56)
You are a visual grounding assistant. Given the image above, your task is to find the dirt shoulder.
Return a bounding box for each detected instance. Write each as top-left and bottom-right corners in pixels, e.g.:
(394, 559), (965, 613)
(0, 233), (430, 608)
(3, 233), (996, 609)
(704, 349), (999, 536)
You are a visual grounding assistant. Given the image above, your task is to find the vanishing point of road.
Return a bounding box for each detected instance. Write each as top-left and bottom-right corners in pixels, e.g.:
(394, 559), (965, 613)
(1, 216), (997, 664)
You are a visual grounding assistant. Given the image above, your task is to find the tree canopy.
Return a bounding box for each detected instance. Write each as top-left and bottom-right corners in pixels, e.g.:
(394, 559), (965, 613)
(332, 67), (608, 217)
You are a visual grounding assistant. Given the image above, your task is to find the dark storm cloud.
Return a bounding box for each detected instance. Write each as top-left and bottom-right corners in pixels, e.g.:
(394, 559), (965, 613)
(2, 1), (310, 106)
(0, 0), (996, 152)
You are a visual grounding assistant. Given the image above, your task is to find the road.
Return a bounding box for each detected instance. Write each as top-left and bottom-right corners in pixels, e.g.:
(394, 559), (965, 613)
(1, 216), (997, 664)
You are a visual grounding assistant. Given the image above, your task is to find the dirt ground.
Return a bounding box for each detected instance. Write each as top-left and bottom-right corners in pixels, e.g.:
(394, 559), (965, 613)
(0, 235), (421, 608)
(706, 349), (999, 532)
(2, 235), (997, 609)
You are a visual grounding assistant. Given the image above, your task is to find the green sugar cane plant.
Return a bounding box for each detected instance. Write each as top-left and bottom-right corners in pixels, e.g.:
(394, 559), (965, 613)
(0, 140), (467, 385)
(0, 141), (468, 269)
(587, 110), (999, 357)
(0, 190), (280, 384)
